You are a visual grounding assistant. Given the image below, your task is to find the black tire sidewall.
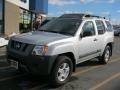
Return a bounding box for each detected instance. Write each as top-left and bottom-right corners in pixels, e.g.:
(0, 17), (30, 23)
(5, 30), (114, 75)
(50, 56), (73, 86)
(103, 46), (111, 64)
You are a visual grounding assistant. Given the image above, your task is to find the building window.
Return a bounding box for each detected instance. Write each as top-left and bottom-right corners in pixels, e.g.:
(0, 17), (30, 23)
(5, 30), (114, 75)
(0, 0), (3, 34)
(19, 9), (36, 33)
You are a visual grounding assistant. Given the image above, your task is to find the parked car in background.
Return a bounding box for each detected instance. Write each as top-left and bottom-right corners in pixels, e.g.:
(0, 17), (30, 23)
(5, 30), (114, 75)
(114, 27), (120, 36)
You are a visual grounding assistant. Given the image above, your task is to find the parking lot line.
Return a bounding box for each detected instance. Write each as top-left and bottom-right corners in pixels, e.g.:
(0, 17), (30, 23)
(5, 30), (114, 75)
(0, 73), (27, 82)
(73, 57), (120, 76)
(89, 72), (120, 90)
(73, 66), (101, 76)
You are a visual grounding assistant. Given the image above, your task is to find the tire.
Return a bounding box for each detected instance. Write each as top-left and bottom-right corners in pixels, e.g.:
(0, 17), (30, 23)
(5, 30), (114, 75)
(98, 46), (111, 64)
(49, 55), (73, 86)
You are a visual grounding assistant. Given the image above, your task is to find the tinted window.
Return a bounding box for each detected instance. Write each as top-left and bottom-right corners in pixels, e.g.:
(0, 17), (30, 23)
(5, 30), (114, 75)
(39, 18), (81, 36)
(95, 20), (105, 35)
(105, 21), (113, 32)
(82, 21), (95, 37)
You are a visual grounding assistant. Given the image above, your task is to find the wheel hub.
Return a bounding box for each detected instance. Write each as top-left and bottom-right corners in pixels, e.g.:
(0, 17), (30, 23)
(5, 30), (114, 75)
(57, 63), (70, 82)
(105, 49), (110, 62)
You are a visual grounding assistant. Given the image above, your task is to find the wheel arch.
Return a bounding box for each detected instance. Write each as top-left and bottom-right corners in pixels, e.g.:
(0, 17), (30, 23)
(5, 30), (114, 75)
(51, 52), (76, 73)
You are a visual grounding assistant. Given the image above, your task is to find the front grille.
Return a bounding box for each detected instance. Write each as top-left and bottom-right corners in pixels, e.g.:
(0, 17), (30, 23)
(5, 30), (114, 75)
(11, 40), (29, 52)
(11, 41), (22, 50)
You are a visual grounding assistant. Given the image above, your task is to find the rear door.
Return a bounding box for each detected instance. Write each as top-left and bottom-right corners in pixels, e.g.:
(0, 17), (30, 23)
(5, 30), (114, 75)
(95, 20), (106, 54)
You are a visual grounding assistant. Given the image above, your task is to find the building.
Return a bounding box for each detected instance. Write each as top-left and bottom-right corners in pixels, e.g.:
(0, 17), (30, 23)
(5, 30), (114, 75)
(0, 0), (48, 36)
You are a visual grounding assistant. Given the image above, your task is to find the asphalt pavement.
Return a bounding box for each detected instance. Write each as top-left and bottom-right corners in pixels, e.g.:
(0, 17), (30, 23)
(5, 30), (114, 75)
(0, 46), (9, 67)
(0, 37), (120, 90)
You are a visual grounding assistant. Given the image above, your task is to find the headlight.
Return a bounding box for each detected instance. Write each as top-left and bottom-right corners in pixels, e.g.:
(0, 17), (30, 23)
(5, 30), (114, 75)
(32, 45), (48, 55)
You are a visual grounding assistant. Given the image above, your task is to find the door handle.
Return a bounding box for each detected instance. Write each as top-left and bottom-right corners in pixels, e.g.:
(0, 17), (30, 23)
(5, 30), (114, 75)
(94, 38), (98, 41)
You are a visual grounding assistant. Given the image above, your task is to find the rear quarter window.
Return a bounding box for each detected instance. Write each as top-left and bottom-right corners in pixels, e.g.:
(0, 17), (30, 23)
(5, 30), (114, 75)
(95, 20), (105, 35)
(105, 21), (113, 32)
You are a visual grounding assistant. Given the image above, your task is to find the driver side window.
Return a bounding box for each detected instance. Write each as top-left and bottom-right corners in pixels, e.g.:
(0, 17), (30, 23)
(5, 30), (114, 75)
(82, 21), (95, 37)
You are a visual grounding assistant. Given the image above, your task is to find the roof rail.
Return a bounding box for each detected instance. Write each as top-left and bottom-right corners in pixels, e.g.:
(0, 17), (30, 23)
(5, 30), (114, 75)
(59, 13), (105, 19)
(83, 14), (105, 19)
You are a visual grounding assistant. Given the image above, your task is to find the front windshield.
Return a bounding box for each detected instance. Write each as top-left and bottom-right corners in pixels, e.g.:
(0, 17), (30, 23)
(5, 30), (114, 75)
(39, 18), (81, 36)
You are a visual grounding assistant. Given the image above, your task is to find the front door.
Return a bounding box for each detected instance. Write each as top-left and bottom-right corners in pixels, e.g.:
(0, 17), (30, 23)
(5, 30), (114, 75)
(77, 21), (98, 63)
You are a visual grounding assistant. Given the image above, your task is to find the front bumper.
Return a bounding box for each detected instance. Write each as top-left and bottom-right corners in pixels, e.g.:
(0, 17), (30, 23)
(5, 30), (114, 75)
(7, 51), (57, 75)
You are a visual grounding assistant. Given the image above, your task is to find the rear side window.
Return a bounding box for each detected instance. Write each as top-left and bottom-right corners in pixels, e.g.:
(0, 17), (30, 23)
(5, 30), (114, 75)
(95, 20), (105, 35)
(105, 21), (113, 32)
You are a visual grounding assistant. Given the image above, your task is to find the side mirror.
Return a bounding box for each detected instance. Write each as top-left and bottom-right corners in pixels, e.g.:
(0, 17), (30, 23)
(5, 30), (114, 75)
(83, 30), (92, 37)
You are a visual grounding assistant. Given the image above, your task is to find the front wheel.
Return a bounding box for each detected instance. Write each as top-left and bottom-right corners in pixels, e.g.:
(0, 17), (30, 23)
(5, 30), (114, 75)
(98, 46), (111, 64)
(49, 56), (73, 86)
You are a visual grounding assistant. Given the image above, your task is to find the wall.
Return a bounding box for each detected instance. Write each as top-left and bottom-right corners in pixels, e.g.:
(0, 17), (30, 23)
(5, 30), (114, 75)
(5, 1), (19, 35)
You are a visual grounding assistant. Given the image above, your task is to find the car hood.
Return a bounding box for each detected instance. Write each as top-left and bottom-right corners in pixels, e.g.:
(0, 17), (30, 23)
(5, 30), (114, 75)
(11, 31), (71, 45)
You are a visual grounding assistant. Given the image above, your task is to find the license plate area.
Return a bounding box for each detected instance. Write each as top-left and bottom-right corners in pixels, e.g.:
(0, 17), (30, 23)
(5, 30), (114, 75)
(10, 60), (18, 69)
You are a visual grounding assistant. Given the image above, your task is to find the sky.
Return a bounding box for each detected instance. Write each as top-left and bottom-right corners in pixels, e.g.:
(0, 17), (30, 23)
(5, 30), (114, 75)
(48, 0), (120, 24)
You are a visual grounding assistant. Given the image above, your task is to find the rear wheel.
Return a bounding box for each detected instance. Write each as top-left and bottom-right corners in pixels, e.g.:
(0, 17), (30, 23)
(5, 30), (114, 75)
(49, 55), (73, 86)
(98, 46), (111, 64)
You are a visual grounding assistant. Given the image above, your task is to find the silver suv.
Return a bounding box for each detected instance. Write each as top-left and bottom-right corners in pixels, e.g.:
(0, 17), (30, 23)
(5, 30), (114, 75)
(7, 14), (114, 86)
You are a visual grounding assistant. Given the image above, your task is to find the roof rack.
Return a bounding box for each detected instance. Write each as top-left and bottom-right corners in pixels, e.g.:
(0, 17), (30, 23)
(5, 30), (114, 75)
(83, 14), (105, 19)
(59, 13), (105, 19)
